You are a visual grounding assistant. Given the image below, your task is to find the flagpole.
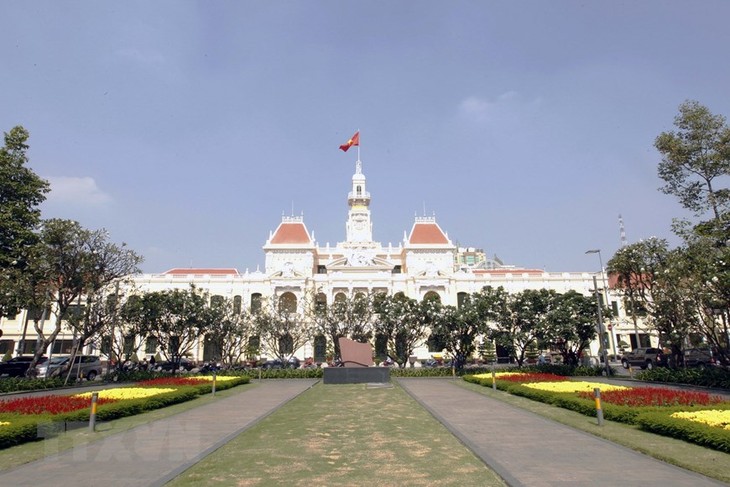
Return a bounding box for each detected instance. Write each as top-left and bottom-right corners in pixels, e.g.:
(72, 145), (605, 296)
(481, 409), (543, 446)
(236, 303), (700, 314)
(357, 128), (361, 162)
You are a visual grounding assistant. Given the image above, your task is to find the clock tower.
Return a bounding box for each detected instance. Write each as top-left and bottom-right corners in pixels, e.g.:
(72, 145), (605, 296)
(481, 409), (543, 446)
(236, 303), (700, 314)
(345, 160), (373, 243)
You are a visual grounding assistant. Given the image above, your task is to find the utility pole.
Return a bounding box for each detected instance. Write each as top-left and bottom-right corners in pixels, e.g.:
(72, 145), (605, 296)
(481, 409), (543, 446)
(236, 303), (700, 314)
(593, 276), (611, 376)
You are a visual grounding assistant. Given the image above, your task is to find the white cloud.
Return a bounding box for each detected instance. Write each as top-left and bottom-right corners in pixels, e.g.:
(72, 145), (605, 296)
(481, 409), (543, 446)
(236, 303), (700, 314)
(458, 91), (541, 123)
(46, 176), (113, 206)
(115, 47), (166, 67)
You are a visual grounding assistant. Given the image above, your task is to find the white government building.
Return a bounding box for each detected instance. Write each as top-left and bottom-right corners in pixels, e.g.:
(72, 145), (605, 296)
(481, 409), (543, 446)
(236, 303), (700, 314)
(1, 158), (655, 364)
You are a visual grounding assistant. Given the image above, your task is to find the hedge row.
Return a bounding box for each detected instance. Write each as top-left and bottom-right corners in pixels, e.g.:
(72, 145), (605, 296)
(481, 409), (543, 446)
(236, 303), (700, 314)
(635, 366), (730, 389)
(0, 376), (70, 394)
(634, 410), (730, 453)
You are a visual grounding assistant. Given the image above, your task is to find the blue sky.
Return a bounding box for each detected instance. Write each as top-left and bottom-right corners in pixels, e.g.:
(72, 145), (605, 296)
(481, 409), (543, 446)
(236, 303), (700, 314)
(2, 1), (728, 273)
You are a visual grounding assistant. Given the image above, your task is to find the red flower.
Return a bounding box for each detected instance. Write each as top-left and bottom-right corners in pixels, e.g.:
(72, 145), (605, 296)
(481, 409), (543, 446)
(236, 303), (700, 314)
(0, 395), (117, 415)
(578, 387), (724, 407)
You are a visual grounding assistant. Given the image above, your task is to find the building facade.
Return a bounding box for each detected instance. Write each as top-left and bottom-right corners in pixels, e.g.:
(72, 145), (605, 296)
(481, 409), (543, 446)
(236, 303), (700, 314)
(0, 159), (657, 363)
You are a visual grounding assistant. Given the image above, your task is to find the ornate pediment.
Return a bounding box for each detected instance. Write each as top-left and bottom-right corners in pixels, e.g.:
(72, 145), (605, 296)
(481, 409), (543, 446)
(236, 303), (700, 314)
(327, 251), (394, 271)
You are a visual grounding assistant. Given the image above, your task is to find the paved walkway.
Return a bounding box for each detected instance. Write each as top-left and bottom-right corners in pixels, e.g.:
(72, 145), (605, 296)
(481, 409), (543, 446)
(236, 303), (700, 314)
(398, 378), (726, 487)
(0, 379), (317, 486)
(1, 378), (727, 486)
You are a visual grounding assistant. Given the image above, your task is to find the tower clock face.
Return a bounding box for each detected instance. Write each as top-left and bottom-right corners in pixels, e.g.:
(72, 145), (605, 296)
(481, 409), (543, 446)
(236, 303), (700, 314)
(349, 212), (370, 241)
(352, 213), (367, 231)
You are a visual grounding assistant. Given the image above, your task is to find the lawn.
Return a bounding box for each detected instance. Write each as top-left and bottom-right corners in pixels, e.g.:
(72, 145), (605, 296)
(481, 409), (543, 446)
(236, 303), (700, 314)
(166, 382), (506, 486)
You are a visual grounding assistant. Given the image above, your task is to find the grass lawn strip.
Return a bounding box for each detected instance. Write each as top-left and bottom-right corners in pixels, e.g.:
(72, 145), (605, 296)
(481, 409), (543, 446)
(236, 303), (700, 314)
(167, 382), (506, 487)
(457, 380), (730, 484)
(0, 382), (260, 472)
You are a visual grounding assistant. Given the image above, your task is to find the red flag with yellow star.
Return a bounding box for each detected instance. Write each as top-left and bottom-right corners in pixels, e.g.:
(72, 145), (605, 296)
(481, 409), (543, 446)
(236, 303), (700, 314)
(339, 131), (360, 152)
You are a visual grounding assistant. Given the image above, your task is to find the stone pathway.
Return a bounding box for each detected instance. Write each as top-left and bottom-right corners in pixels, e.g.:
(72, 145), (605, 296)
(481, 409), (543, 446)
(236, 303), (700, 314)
(0, 379), (317, 486)
(398, 378), (726, 487)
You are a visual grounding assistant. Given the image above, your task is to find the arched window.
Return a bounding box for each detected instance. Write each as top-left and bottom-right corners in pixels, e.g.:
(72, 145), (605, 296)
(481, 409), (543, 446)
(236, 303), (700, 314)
(211, 295), (224, 307)
(356, 185), (362, 195)
(457, 292), (468, 309)
(250, 293), (262, 312)
(313, 335), (327, 362)
(279, 292), (297, 314)
(315, 293), (327, 313)
(423, 291), (441, 303)
(334, 292), (347, 303)
(233, 295), (242, 314)
(279, 334), (294, 354)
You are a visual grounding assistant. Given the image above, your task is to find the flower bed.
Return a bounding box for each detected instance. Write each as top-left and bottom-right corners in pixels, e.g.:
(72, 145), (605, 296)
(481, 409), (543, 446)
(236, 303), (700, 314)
(463, 372), (730, 452)
(578, 387), (724, 407)
(0, 395), (118, 415)
(0, 374), (250, 449)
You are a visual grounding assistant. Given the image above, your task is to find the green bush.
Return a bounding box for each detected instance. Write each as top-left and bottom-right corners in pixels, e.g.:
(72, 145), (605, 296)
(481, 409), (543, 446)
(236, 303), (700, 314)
(521, 364), (609, 377)
(392, 367), (458, 377)
(0, 376), (70, 393)
(236, 368), (323, 380)
(636, 367), (730, 389)
(0, 415), (44, 449)
(635, 409), (730, 453)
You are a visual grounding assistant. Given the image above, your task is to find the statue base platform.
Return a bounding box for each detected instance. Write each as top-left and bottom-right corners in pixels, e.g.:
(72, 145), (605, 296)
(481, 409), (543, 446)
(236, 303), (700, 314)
(323, 366), (391, 384)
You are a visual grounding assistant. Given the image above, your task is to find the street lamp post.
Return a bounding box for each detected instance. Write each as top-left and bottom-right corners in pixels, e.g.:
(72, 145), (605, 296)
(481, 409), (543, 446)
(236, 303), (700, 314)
(592, 275), (611, 376)
(586, 249), (617, 358)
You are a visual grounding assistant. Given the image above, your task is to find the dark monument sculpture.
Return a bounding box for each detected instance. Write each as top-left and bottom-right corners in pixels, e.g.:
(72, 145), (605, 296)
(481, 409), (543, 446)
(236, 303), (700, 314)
(322, 337), (390, 384)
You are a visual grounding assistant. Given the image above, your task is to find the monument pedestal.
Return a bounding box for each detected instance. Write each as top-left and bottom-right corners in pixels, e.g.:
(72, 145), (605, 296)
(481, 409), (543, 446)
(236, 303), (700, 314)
(323, 366), (390, 384)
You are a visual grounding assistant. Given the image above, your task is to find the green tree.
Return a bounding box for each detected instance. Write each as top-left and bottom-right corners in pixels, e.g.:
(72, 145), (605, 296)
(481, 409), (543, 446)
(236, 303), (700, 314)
(22, 220), (141, 373)
(671, 229), (730, 365)
(311, 292), (374, 361)
(251, 293), (314, 364)
(607, 238), (696, 365)
(491, 288), (556, 366)
(109, 293), (151, 370)
(205, 296), (254, 366)
(543, 290), (598, 365)
(0, 126), (49, 319)
(138, 286), (212, 371)
(655, 100), (730, 221)
(373, 293), (432, 368)
(62, 232), (143, 362)
(438, 286), (506, 370)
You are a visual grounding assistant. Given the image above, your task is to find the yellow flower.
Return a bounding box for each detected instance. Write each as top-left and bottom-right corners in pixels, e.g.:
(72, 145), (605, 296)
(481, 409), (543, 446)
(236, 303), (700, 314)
(0, 421), (10, 426)
(188, 375), (238, 382)
(73, 387), (176, 401)
(471, 372), (527, 380)
(524, 381), (629, 393)
(671, 410), (730, 430)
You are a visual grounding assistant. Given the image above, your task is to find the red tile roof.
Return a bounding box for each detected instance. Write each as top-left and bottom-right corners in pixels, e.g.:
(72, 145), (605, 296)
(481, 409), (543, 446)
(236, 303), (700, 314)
(164, 268), (239, 276)
(270, 222), (312, 244)
(473, 269), (543, 275)
(409, 222), (449, 244)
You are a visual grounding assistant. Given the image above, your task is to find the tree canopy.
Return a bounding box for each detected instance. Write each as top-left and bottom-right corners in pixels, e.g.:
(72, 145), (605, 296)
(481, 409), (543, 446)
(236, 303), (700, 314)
(0, 126), (49, 318)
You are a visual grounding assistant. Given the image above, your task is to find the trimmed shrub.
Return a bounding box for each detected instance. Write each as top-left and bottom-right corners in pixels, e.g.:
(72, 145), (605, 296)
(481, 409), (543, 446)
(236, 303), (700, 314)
(636, 367), (730, 389)
(635, 409), (730, 453)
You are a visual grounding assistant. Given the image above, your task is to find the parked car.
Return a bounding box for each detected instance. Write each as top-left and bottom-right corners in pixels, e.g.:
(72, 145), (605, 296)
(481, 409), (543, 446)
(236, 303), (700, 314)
(0, 356), (47, 377)
(36, 355), (103, 380)
(621, 347), (665, 370)
(683, 348), (715, 368)
(261, 357), (300, 369)
(156, 357), (195, 372)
